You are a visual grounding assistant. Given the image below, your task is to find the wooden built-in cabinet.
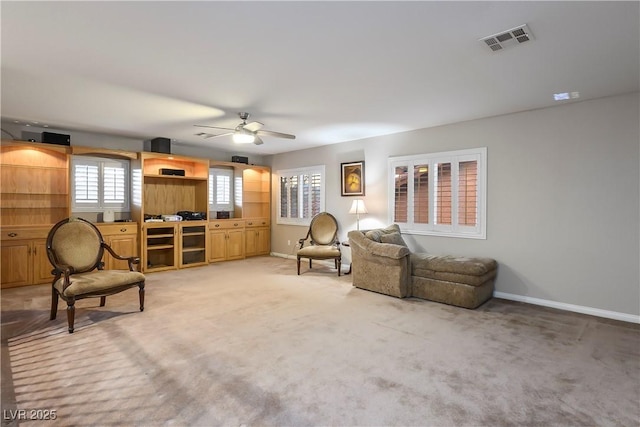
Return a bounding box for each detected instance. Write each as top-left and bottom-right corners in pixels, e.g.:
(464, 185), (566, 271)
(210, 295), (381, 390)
(245, 218), (270, 257)
(142, 223), (178, 272)
(179, 222), (208, 268)
(208, 161), (271, 259)
(96, 223), (139, 271)
(209, 220), (245, 263)
(132, 153), (210, 272)
(0, 226), (52, 288)
(0, 141), (273, 286)
(1, 141), (70, 226)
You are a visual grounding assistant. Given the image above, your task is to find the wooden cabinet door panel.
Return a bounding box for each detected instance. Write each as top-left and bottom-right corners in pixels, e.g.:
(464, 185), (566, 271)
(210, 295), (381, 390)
(209, 230), (227, 263)
(226, 230), (245, 260)
(1, 241), (31, 288)
(256, 228), (270, 255)
(107, 235), (138, 270)
(33, 239), (54, 284)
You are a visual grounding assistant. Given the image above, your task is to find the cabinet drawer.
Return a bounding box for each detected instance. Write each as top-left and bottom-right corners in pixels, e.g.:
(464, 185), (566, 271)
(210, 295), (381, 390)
(209, 220), (245, 230)
(1, 227), (50, 241)
(245, 218), (269, 228)
(96, 223), (138, 236)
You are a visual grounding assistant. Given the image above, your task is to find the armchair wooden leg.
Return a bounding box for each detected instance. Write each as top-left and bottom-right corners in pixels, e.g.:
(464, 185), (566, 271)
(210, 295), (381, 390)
(66, 298), (76, 334)
(297, 257), (301, 275)
(50, 288), (58, 320)
(99, 296), (106, 307)
(309, 259), (312, 269)
(139, 283), (145, 312)
(337, 259), (341, 277)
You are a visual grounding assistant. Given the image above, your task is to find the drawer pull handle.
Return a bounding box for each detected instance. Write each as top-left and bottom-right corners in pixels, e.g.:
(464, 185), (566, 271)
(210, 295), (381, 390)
(7, 233), (17, 237)
(234, 223), (238, 226)
(215, 224), (220, 228)
(120, 228), (127, 232)
(248, 222), (253, 225)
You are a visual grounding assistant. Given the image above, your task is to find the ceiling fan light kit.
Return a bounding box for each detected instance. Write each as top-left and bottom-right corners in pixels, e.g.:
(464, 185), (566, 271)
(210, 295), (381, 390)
(195, 112), (295, 146)
(232, 129), (255, 144)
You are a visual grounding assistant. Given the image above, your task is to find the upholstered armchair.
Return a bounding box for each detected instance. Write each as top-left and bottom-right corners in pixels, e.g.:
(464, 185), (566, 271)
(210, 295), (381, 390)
(296, 212), (342, 276)
(47, 217), (145, 333)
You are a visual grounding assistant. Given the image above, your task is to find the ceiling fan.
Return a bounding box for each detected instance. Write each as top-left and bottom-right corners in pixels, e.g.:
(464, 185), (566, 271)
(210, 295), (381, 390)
(194, 112), (296, 145)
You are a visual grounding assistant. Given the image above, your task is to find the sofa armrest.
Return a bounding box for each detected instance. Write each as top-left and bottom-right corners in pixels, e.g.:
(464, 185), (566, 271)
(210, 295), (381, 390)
(347, 230), (411, 298)
(348, 230), (410, 259)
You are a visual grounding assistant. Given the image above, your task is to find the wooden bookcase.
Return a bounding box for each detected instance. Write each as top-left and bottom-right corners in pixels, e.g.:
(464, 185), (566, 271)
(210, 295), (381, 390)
(132, 153), (209, 272)
(209, 161), (271, 259)
(0, 140), (70, 226)
(242, 167), (271, 219)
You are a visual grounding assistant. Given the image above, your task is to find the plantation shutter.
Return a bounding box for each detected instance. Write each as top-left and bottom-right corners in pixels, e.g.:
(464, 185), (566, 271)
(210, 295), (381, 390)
(209, 168), (233, 211)
(74, 162), (99, 206)
(103, 162), (126, 205)
(394, 166), (408, 223)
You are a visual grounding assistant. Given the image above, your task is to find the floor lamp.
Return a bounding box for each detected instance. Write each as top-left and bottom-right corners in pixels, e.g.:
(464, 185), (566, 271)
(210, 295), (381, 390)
(349, 199), (368, 231)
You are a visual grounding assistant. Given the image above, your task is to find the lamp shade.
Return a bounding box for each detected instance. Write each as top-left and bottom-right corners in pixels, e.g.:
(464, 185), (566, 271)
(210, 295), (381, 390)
(349, 199), (368, 215)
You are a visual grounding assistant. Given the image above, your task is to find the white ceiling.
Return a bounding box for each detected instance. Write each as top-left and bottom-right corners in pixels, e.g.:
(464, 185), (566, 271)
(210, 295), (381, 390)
(2, 1), (638, 155)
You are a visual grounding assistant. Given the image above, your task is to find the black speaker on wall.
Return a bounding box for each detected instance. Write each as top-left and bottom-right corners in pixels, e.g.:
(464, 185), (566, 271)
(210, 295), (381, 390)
(41, 132), (70, 146)
(144, 137), (171, 154)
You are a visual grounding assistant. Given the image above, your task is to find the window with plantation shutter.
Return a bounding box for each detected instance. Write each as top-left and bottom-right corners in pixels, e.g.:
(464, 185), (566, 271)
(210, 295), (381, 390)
(388, 147), (486, 239)
(209, 168), (233, 212)
(277, 165), (325, 225)
(72, 156), (129, 212)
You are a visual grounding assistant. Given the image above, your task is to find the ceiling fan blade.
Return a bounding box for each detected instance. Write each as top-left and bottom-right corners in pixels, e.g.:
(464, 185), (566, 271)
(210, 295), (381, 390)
(194, 124), (235, 131)
(195, 131), (232, 139)
(243, 121), (263, 132)
(256, 130), (296, 140)
(253, 136), (264, 145)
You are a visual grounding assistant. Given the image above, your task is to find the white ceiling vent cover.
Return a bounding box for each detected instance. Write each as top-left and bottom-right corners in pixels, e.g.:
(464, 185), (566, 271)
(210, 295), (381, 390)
(480, 24), (534, 52)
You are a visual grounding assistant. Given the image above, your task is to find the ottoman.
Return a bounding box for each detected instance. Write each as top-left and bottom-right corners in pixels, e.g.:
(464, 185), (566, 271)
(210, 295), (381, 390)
(410, 253), (498, 309)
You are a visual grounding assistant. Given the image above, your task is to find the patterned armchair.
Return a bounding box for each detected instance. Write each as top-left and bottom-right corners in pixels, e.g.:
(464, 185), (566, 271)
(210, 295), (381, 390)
(47, 217), (145, 333)
(296, 212), (342, 276)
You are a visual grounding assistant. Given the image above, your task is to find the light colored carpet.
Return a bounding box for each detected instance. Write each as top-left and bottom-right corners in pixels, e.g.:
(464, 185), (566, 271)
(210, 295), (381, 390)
(2, 256), (639, 426)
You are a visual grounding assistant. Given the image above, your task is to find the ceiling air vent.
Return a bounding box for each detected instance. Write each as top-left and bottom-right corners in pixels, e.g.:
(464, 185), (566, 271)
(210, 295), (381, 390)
(479, 24), (533, 52)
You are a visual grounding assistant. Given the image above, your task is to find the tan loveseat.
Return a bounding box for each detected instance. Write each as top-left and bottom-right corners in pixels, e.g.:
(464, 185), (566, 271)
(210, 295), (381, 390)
(347, 225), (497, 309)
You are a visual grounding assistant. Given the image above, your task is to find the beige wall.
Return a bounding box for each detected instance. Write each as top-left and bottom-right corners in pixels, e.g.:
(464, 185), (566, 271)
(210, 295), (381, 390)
(267, 93), (640, 318)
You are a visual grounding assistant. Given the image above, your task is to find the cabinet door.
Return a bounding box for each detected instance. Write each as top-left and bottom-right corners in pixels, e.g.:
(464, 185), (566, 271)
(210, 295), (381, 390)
(107, 234), (138, 270)
(255, 227), (270, 255)
(245, 230), (257, 257)
(1, 240), (31, 288)
(33, 239), (54, 284)
(209, 230), (227, 263)
(226, 230), (245, 260)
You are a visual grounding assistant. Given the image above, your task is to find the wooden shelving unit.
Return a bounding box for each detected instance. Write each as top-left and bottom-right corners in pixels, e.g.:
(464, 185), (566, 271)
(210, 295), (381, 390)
(0, 140), (70, 226)
(132, 153), (210, 272)
(144, 223), (177, 272)
(242, 167), (271, 219)
(179, 223), (208, 267)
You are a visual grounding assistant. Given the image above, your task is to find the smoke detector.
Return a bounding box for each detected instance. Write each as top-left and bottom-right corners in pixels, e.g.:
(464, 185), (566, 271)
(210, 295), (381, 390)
(479, 24), (534, 52)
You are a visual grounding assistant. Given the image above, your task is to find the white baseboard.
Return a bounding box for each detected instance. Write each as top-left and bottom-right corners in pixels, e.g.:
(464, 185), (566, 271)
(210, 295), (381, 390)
(270, 253), (639, 324)
(494, 291), (640, 324)
(271, 252), (295, 260)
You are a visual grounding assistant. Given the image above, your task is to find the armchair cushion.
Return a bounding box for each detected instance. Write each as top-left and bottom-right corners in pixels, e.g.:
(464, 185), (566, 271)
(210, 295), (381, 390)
(297, 245), (341, 259)
(54, 270), (146, 297)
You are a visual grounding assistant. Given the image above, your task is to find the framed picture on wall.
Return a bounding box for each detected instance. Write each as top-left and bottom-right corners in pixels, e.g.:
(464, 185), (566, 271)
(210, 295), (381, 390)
(341, 161), (365, 196)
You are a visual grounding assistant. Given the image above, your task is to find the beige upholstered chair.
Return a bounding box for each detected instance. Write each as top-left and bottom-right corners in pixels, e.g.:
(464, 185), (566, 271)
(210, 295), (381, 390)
(47, 217), (145, 333)
(296, 212), (342, 276)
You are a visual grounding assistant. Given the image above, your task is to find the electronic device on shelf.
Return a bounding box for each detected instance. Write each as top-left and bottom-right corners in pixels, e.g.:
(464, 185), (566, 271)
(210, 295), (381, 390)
(161, 215), (183, 222)
(177, 211), (207, 221)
